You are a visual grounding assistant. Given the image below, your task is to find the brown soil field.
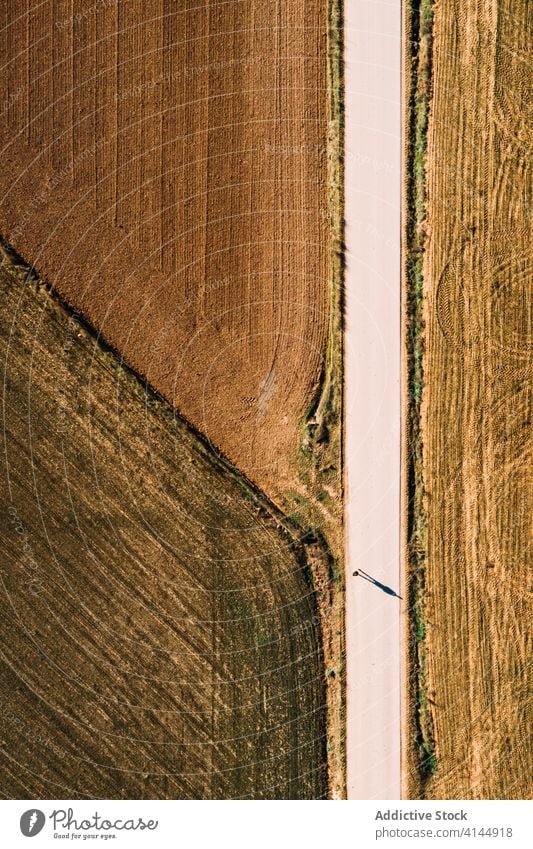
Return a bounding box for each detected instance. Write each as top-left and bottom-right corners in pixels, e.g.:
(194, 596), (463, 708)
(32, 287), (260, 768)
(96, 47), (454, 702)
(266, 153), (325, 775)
(405, 0), (532, 798)
(0, 253), (330, 799)
(0, 0), (331, 504)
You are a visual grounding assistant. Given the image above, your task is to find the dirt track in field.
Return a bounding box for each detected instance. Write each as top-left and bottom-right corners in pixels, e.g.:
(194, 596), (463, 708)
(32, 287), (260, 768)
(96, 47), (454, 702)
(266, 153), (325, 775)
(0, 0), (330, 502)
(0, 256), (328, 799)
(406, 0), (532, 799)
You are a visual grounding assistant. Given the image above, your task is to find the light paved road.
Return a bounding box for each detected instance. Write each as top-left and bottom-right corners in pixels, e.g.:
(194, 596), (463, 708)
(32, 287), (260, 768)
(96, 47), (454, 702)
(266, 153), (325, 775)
(344, 0), (402, 799)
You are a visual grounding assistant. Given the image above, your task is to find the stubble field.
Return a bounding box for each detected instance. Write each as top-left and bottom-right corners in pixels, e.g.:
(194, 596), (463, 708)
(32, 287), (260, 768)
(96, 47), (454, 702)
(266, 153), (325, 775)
(0, 255), (328, 799)
(406, 0), (532, 799)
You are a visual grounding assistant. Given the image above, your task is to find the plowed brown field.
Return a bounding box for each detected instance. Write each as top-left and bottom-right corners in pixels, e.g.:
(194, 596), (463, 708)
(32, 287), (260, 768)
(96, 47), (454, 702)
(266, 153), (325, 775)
(0, 0), (330, 501)
(405, 0), (532, 798)
(0, 255), (328, 799)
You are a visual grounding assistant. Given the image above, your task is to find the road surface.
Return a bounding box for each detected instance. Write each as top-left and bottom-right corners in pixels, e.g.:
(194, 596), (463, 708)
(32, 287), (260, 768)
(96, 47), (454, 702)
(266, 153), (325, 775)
(344, 0), (402, 799)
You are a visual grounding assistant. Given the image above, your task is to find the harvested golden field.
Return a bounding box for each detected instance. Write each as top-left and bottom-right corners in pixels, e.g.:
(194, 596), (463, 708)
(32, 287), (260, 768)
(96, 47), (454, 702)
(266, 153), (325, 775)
(0, 0), (332, 503)
(0, 255), (329, 799)
(405, 0), (532, 798)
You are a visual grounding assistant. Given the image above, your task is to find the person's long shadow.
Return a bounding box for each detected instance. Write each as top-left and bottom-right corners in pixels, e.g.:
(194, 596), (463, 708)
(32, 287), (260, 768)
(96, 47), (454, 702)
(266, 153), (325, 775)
(353, 569), (403, 599)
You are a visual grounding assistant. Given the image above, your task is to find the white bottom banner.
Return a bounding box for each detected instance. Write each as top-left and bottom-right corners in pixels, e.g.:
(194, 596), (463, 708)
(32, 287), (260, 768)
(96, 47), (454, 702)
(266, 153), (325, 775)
(0, 800), (530, 849)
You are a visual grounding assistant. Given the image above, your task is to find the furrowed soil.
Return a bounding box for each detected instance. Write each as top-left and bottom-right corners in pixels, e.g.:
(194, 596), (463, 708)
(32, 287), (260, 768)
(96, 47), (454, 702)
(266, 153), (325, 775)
(405, 0), (532, 798)
(0, 0), (330, 503)
(0, 256), (328, 799)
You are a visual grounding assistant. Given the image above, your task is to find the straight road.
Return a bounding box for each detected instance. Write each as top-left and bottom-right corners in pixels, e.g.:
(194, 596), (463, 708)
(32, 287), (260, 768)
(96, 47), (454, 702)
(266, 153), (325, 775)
(344, 0), (402, 799)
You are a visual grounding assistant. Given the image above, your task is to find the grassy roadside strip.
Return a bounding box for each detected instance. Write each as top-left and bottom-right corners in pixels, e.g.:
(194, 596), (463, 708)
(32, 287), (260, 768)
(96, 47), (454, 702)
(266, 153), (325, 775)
(405, 0), (437, 794)
(290, 0), (345, 798)
(301, 0), (344, 496)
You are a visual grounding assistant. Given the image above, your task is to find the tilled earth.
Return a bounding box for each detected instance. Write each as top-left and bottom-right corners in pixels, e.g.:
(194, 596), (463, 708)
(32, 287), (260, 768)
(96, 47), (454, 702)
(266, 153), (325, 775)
(0, 0), (330, 501)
